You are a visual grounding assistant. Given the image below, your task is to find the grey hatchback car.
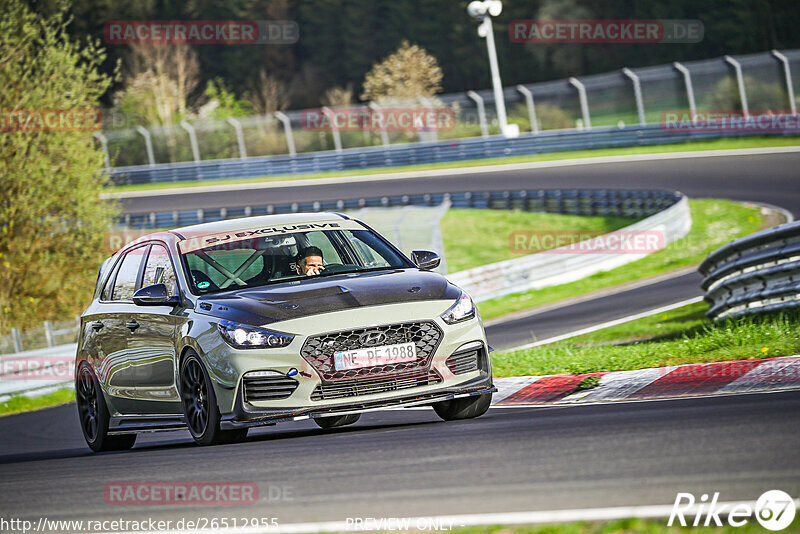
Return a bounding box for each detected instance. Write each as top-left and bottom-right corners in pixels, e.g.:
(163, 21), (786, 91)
(76, 212), (495, 452)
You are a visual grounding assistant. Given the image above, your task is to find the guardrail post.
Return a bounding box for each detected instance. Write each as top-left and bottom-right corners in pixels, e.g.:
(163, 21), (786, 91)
(622, 68), (646, 125)
(226, 117), (247, 159)
(673, 62), (697, 124)
(569, 77), (591, 129)
(724, 55), (749, 118)
(516, 85), (538, 133)
(273, 112), (296, 157)
(134, 126), (156, 166)
(322, 107), (343, 152)
(466, 91), (488, 138)
(771, 50), (797, 115)
(368, 102), (390, 147)
(180, 121), (201, 162)
(43, 321), (55, 348)
(94, 132), (111, 169)
(11, 328), (22, 353)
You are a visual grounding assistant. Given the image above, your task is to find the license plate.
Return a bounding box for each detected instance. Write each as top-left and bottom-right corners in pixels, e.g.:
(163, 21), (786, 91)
(333, 342), (417, 371)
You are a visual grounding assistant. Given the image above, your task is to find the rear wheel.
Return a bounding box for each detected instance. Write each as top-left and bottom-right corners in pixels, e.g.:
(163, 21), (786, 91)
(180, 352), (248, 446)
(314, 413), (361, 429)
(76, 364), (136, 452)
(433, 393), (492, 421)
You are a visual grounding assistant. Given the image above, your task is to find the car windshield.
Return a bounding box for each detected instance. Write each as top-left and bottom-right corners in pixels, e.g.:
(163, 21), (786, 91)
(180, 226), (410, 294)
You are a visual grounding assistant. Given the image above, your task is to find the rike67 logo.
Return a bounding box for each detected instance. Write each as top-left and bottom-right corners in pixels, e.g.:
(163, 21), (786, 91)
(669, 490), (796, 531)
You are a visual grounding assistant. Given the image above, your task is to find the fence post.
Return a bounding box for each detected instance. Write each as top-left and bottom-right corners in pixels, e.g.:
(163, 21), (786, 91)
(134, 126), (156, 166)
(622, 68), (646, 125)
(273, 112), (296, 157)
(516, 85), (538, 133)
(771, 50), (797, 115)
(180, 121), (201, 162)
(673, 62), (697, 124)
(94, 132), (111, 169)
(419, 97), (438, 143)
(44, 321), (55, 348)
(724, 55), (749, 118)
(466, 91), (488, 138)
(11, 328), (22, 353)
(368, 102), (390, 147)
(226, 117), (247, 159)
(322, 107), (343, 152)
(569, 77), (592, 129)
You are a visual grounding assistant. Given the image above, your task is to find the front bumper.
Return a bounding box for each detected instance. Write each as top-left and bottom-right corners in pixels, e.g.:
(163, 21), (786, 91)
(220, 373), (495, 430)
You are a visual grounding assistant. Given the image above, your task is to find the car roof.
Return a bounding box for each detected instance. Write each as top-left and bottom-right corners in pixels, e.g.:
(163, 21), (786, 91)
(115, 212), (353, 256)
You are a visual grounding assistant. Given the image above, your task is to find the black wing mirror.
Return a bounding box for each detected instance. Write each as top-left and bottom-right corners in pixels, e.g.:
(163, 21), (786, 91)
(411, 250), (441, 270)
(133, 283), (181, 307)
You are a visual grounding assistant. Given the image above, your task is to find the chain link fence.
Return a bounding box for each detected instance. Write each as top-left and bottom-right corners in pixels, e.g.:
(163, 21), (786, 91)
(100, 49), (800, 168)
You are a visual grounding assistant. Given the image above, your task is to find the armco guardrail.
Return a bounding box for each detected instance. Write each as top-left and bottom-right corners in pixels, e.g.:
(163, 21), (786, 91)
(0, 344), (76, 401)
(450, 195), (691, 302)
(108, 121), (800, 186)
(700, 220), (800, 320)
(122, 188), (681, 229)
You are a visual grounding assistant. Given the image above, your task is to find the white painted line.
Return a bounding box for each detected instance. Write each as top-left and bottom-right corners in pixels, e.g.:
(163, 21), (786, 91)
(105, 145), (800, 200)
(117, 499), (800, 534)
(502, 296), (704, 352)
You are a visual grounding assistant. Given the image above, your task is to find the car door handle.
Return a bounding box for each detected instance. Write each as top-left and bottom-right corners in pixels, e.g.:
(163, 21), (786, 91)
(125, 321), (140, 332)
(91, 321), (104, 331)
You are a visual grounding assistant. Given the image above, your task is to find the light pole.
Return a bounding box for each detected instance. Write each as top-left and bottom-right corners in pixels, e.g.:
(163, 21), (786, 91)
(467, 0), (518, 138)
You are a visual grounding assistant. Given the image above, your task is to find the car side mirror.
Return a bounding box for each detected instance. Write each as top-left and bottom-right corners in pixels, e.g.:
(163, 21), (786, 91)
(411, 250), (441, 270)
(133, 283), (181, 307)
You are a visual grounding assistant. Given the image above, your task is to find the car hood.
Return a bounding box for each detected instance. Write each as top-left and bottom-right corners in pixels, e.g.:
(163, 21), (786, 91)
(194, 269), (461, 326)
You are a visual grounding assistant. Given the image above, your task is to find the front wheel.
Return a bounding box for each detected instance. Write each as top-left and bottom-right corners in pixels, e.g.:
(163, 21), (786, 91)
(76, 363), (136, 452)
(433, 393), (492, 421)
(180, 352), (248, 446)
(314, 413), (361, 429)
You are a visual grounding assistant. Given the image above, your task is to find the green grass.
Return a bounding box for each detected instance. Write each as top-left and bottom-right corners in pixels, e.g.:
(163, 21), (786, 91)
(450, 516), (800, 534)
(492, 300), (800, 377)
(477, 199), (765, 321)
(441, 210), (636, 273)
(108, 136), (799, 194)
(0, 387), (74, 417)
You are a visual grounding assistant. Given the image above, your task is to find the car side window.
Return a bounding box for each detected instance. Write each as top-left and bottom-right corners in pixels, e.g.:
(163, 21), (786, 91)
(142, 244), (178, 296)
(101, 257), (122, 301)
(112, 248), (144, 301)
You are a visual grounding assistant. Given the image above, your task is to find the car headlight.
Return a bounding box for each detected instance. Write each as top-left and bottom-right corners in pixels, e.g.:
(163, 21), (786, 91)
(441, 292), (476, 324)
(218, 320), (294, 349)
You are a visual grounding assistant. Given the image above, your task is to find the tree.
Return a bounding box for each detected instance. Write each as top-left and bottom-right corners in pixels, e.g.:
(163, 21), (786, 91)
(0, 0), (117, 333)
(361, 40), (443, 103)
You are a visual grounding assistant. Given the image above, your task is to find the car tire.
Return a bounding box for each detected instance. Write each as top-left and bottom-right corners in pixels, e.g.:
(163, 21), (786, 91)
(180, 351), (247, 446)
(314, 413), (361, 429)
(76, 363), (137, 452)
(432, 392), (492, 421)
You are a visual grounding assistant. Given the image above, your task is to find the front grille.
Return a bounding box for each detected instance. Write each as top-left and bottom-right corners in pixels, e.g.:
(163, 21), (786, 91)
(311, 369), (443, 401)
(243, 375), (299, 403)
(300, 321), (443, 381)
(446, 348), (480, 375)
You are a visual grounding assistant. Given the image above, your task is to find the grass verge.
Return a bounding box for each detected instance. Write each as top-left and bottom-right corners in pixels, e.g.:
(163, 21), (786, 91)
(491, 300), (800, 377)
(0, 387), (74, 417)
(108, 136), (799, 194)
(477, 199), (765, 321)
(441, 210), (636, 272)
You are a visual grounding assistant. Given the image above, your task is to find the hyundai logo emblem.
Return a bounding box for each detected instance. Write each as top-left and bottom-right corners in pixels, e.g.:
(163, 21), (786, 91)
(359, 330), (386, 346)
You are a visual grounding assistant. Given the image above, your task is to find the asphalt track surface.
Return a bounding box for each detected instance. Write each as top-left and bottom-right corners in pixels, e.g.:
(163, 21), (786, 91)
(1, 152), (798, 527)
(118, 152), (800, 217)
(1, 391), (799, 526)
